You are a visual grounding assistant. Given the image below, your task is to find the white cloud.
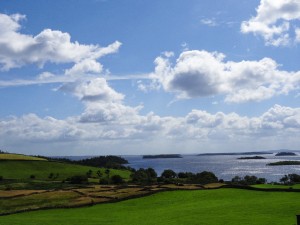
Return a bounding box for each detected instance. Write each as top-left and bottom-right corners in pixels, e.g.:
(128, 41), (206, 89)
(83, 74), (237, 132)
(0, 13), (121, 71)
(150, 50), (300, 103)
(241, 0), (300, 46)
(1, 104), (300, 154)
(58, 78), (142, 123)
(60, 78), (124, 102)
(295, 28), (300, 43)
(200, 18), (218, 27)
(65, 59), (103, 76)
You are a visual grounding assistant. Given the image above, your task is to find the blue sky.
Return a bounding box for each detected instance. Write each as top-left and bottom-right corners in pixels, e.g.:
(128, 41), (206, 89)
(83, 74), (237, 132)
(0, 0), (300, 155)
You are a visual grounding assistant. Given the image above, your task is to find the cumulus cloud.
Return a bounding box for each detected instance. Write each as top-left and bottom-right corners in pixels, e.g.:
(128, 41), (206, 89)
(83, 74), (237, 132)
(0, 13), (121, 71)
(65, 59), (103, 76)
(150, 50), (300, 103)
(59, 78), (142, 123)
(241, 0), (300, 46)
(1, 104), (300, 154)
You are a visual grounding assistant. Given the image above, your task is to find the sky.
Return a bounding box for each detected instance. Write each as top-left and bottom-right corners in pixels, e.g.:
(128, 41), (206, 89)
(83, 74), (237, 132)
(0, 0), (300, 156)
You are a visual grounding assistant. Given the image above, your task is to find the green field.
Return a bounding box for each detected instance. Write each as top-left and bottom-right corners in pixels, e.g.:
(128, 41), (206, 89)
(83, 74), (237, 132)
(0, 154), (46, 161)
(1, 188), (299, 225)
(252, 184), (300, 189)
(0, 160), (131, 181)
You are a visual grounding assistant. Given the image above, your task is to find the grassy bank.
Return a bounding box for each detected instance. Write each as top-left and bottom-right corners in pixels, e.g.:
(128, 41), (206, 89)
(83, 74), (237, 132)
(1, 188), (299, 225)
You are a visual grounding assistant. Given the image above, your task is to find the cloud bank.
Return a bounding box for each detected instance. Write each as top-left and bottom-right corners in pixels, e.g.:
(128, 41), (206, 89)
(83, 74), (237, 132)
(1, 104), (300, 154)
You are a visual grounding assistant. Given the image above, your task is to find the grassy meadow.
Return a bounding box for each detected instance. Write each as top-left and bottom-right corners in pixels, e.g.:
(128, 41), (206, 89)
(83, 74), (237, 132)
(1, 188), (300, 225)
(0, 154), (46, 161)
(252, 184), (300, 189)
(0, 160), (131, 181)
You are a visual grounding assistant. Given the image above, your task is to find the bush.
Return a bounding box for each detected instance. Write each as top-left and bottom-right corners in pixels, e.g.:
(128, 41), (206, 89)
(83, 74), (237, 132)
(69, 175), (88, 184)
(193, 171), (218, 185)
(231, 175), (266, 185)
(86, 170), (93, 178)
(131, 168), (157, 184)
(110, 175), (124, 184)
(99, 178), (109, 185)
(161, 169), (177, 179)
(178, 172), (193, 179)
(48, 173), (54, 179)
(280, 173), (300, 184)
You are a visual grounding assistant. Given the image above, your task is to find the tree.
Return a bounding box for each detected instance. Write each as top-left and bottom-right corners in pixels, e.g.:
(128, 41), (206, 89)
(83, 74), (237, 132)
(193, 171), (218, 185)
(288, 174), (300, 183)
(280, 175), (289, 184)
(105, 169), (110, 178)
(231, 176), (242, 184)
(243, 175), (258, 185)
(69, 175), (88, 184)
(77, 156), (129, 169)
(280, 174), (300, 185)
(178, 172), (193, 179)
(110, 175), (124, 184)
(257, 178), (267, 184)
(105, 169), (110, 184)
(130, 168), (157, 184)
(96, 170), (103, 178)
(86, 170), (93, 178)
(161, 169), (177, 179)
(48, 173), (54, 179)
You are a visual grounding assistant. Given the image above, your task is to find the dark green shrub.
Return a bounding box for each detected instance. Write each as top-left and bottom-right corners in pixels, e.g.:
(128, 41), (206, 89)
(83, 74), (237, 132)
(161, 169), (177, 179)
(69, 175), (88, 184)
(99, 178), (109, 185)
(130, 168), (157, 184)
(110, 175), (124, 184)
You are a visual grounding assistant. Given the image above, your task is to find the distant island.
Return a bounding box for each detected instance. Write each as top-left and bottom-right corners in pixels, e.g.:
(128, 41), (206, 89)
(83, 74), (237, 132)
(143, 154), (182, 159)
(275, 152), (297, 156)
(238, 156), (266, 160)
(198, 151), (272, 156)
(267, 161), (300, 166)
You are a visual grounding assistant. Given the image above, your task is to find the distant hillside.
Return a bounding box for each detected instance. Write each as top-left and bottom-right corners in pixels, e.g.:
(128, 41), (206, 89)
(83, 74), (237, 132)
(275, 152), (297, 156)
(198, 151), (273, 156)
(237, 156), (266, 160)
(143, 154), (182, 159)
(0, 153), (47, 161)
(0, 160), (131, 181)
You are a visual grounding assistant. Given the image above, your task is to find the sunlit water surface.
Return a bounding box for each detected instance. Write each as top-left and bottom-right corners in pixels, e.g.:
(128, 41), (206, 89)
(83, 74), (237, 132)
(124, 154), (300, 182)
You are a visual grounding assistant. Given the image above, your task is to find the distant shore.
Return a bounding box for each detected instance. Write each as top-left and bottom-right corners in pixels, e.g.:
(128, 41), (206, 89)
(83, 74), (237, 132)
(143, 154), (182, 159)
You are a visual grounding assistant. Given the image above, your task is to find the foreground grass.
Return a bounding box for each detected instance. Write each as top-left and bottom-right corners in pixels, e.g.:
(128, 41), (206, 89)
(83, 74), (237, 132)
(1, 188), (299, 225)
(0, 161), (131, 182)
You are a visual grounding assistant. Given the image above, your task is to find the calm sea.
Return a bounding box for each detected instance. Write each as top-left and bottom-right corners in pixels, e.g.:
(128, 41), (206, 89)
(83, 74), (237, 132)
(123, 154), (300, 182)
(63, 154), (300, 182)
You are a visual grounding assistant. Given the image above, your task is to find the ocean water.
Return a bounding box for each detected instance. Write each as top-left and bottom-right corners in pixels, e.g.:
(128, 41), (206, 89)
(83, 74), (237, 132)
(123, 154), (300, 182)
